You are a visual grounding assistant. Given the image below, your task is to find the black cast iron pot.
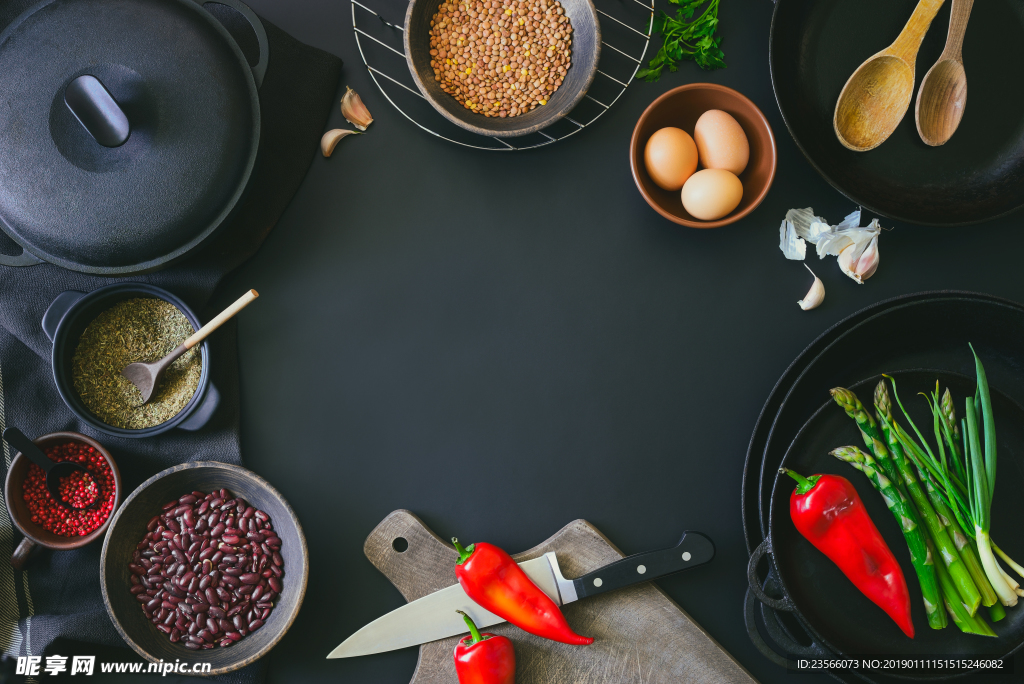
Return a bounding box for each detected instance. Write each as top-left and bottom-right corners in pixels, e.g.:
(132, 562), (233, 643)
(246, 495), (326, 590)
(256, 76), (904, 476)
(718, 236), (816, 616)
(42, 284), (219, 438)
(0, 0), (268, 275)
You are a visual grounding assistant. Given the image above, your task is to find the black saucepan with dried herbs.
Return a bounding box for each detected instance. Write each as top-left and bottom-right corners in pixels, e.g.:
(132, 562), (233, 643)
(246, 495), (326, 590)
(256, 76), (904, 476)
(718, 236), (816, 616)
(43, 283), (220, 438)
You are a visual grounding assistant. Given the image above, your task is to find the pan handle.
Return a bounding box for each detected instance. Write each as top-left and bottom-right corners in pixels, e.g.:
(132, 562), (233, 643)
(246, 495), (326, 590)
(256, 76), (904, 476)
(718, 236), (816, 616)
(745, 582), (832, 667)
(194, 0), (270, 89)
(746, 539), (794, 611)
(0, 247), (44, 268)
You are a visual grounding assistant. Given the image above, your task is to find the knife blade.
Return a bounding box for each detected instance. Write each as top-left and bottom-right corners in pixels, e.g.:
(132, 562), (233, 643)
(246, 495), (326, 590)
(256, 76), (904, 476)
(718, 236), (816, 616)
(327, 530), (714, 659)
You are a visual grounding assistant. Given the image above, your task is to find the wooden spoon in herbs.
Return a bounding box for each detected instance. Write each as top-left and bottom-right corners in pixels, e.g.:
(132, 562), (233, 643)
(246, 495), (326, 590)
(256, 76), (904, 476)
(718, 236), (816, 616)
(122, 290), (259, 404)
(3, 427), (101, 510)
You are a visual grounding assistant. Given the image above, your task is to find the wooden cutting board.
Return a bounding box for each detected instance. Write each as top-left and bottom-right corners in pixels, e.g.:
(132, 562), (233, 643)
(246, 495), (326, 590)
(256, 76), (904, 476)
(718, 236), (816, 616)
(364, 510), (758, 684)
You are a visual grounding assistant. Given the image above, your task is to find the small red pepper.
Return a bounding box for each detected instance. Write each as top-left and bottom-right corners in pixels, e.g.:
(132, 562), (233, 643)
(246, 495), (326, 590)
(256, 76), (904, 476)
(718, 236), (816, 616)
(784, 469), (915, 638)
(453, 538), (594, 645)
(454, 610), (515, 684)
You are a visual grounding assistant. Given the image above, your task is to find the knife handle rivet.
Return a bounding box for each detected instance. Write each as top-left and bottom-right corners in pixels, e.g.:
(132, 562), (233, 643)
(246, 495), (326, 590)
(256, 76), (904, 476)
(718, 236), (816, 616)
(636, 565), (647, 574)
(593, 578), (603, 587)
(682, 552), (691, 561)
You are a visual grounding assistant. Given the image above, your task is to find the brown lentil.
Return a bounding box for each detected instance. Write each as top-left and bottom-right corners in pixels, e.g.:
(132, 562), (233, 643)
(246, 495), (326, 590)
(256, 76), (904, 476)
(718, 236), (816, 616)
(428, 0), (572, 118)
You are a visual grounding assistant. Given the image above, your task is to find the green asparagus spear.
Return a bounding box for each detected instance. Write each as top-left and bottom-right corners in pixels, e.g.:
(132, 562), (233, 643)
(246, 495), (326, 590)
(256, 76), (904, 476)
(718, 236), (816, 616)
(834, 386), (983, 616)
(830, 388), (902, 486)
(929, 539), (997, 637)
(830, 446), (945, 629)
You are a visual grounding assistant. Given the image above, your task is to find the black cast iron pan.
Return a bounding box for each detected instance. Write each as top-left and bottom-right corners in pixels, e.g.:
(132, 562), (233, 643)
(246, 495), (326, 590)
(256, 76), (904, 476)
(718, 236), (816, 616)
(769, 0), (1024, 225)
(743, 292), (1024, 682)
(0, 0), (268, 275)
(752, 369), (1024, 678)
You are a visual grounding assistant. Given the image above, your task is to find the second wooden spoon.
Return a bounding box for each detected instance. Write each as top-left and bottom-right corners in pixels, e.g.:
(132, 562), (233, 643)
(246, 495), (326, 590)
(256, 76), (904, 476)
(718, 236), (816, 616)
(915, 0), (974, 146)
(834, 0), (946, 152)
(122, 289), (259, 403)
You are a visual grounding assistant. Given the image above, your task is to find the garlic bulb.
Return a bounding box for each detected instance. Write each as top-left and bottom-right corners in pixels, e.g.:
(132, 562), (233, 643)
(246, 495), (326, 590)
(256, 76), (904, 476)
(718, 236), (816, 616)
(777, 207), (883, 284)
(341, 87), (373, 131)
(321, 129), (361, 157)
(798, 264), (825, 310)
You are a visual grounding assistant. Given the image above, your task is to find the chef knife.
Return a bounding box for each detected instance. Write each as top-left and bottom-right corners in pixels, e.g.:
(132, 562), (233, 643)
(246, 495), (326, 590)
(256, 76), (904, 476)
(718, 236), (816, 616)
(327, 530), (714, 659)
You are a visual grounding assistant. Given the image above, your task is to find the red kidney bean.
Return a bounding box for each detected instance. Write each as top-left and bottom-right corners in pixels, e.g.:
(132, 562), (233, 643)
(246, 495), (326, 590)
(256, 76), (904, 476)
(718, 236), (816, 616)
(131, 490), (283, 652)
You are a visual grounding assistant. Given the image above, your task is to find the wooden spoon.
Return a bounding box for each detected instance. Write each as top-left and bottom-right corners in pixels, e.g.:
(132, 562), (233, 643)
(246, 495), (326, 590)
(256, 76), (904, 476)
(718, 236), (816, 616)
(833, 0), (946, 152)
(122, 289), (258, 404)
(915, 0), (974, 146)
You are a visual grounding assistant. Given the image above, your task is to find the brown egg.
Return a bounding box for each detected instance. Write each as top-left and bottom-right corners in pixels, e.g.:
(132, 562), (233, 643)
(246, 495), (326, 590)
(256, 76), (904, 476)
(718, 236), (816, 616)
(694, 110), (750, 176)
(681, 169), (744, 221)
(644, 127), (699, 191)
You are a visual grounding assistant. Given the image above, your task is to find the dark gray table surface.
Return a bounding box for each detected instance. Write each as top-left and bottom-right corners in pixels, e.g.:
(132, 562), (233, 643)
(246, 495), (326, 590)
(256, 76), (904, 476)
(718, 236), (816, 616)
(211, 0), (1024, 682)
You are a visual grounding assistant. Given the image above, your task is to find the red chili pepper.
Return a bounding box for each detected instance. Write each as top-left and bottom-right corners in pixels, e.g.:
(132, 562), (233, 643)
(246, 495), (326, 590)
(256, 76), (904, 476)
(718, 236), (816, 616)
(453, 538), (594, 645)
(454, 610), (515, 684)
(784, 469), (914, 638)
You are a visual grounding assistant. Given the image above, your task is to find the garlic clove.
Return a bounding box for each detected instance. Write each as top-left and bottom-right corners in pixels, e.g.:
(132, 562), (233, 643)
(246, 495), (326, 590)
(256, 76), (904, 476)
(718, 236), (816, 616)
(321, 129), (361, 157)
(798, 264), (825, 310)
(854, 232), (879, 282)
(341, 87), (373, 131)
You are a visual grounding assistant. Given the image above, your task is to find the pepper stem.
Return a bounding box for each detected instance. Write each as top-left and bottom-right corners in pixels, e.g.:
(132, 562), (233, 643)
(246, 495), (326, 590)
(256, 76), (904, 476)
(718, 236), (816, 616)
(780, 467), (819, 495)
(456, 610), (484, 644)
(452, 538), (475, 564)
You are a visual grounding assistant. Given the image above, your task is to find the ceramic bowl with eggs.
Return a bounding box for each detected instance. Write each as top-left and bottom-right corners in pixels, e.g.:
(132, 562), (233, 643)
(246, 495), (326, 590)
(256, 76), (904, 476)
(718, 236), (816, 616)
(629, 83), (777, 228)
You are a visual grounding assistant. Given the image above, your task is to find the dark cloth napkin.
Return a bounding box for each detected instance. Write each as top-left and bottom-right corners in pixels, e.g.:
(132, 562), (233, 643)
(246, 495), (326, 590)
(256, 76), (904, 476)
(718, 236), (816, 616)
(0, 1), (341, 680)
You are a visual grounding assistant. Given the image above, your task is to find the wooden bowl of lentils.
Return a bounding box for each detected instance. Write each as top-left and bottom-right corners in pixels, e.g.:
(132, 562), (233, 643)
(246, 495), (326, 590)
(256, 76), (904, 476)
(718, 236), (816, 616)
(404, 0), (600, 137)
(100, 462), (308, 675)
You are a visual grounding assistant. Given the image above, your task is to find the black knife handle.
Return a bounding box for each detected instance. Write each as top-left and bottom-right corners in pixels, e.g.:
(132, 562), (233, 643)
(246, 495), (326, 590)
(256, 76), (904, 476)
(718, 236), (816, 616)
(573, 531), (714, 600)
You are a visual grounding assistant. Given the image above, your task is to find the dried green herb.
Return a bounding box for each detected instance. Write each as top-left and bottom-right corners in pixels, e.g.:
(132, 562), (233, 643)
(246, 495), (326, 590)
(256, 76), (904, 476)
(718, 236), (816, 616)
(635, 0), (725, 82)
(72, 299), (201, 430)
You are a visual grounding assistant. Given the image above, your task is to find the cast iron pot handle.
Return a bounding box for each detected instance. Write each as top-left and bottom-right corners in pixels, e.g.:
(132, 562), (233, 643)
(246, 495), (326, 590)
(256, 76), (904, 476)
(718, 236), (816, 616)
(194, 0), (270, 88)
(744, 585), (830, 667)
(177, 382), (220, 431)
(42, 291), (86, 343)
(0, 248), (44, 268)
(747, 539), (794, 611)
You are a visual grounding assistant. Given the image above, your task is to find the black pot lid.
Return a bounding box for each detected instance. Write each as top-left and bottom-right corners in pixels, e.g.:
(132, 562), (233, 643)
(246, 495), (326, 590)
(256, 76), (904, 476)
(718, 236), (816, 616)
(0, 0), (260, 273)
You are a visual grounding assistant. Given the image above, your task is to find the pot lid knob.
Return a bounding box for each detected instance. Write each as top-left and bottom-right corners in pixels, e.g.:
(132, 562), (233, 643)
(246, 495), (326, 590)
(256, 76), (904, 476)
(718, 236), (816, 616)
(64, 75), (130, 148)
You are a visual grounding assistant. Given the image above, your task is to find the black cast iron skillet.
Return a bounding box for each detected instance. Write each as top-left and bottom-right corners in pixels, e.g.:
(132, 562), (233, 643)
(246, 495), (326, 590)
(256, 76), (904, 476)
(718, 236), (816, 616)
(743, 292), (1024, 682)
(769, 0), (1024, 225)
(752, 369), (1024, 678)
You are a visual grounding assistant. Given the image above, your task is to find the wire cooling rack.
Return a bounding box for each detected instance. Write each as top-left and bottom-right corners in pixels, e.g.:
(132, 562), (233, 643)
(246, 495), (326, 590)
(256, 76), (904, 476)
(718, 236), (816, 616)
(351, 0), (653, 150)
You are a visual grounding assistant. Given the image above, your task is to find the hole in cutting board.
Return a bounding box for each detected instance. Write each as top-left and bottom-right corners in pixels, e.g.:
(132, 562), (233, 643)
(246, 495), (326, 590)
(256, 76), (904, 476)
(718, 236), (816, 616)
(392, 537), (408, 553)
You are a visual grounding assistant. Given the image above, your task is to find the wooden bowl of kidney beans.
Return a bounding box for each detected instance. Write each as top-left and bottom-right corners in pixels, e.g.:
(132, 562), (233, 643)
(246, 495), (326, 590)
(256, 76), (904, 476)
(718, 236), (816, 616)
(100, 462), (307, 675)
